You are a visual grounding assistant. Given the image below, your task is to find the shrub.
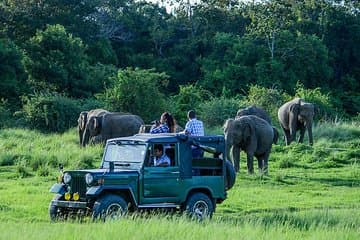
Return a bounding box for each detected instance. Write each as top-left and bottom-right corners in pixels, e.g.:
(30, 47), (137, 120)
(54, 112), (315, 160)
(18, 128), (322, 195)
(20, 92), (81, 132)
(169, 84), (212, 126)
(97, 67), (169, 123)
(199, 95), (241, 126)
(0, 99), (14, 129)
(240, 85), (288, 125)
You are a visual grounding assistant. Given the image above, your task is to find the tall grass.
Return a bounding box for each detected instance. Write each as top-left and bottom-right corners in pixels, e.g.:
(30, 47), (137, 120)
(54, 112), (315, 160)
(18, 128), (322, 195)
(0, 121), (359, 239)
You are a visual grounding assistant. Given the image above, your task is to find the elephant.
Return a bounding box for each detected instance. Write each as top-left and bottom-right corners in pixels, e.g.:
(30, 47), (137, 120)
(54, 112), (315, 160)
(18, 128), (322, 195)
(223, 115), (276, 174)
(236, 105), (279, 144)
(278, 98), (315, 145)
(236, 105), (272, 124)
(77, 109), (109, 146)
(82, 112), (145, 146)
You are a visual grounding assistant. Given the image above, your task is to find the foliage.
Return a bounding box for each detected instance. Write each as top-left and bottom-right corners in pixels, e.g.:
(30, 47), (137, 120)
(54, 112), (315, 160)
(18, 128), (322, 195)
(0, 38), (28, 106)
(20, 92), (80, 133)
(0, 99), (14, 129)
(98, 67), (169, 123)
(0, 0), (360, 131)
(199, 95), (242, 126)
(169, 84), (213, 126)
(239, 85), (287, 125)
(23, 24), (94, 98)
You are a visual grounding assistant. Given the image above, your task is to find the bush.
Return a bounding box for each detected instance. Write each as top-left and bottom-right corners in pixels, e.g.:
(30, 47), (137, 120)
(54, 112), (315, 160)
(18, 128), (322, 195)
(199, 95), (241, 126)
(240, 85), (287, 125)
(169, 84), (212, 126)
(97, 67), (169, 123)
(20, 92), (81, 132)
(0, 99), (14, 129)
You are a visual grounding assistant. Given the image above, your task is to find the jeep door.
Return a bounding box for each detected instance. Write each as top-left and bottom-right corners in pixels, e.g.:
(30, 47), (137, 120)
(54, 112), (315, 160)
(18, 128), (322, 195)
(142, 143), (181, 204)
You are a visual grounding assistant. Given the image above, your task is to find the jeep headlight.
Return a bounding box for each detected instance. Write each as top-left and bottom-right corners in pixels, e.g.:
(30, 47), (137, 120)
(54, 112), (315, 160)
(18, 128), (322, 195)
(63, 172), (72, 184)
(85, 173), (94, 185)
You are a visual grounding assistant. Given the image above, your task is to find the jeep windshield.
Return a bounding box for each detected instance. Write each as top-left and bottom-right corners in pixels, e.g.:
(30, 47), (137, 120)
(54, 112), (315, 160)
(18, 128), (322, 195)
(101, 141), (147, 170)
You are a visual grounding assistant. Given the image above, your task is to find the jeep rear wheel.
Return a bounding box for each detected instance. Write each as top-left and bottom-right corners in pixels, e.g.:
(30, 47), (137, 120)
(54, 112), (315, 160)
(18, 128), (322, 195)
(185, 192), (214, 220)
(225, 160), (236, 190)
(92, 194), (128, 221)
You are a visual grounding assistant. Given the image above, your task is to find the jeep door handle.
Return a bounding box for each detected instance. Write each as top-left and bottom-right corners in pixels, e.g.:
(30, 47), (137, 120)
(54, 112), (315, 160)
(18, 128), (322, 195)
(171, 171), (179, 174)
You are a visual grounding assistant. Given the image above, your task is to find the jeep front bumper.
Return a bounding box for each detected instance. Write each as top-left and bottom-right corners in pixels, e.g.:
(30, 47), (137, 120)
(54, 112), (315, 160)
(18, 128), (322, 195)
(51, 200), (87, 209)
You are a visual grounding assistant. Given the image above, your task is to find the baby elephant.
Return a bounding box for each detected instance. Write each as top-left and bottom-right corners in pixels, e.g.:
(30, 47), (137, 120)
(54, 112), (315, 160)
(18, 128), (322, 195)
(224, 115), (275, 174)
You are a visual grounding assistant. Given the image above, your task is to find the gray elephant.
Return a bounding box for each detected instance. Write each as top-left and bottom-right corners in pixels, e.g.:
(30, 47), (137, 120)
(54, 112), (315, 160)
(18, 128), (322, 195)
(278, 98), (315, 145)
(77, 109), (109, 146)
(82, 113), (144, 146)
(236, 105), (279, 144)
(223, 115), (275, 174)
(236, 105), (272, 124)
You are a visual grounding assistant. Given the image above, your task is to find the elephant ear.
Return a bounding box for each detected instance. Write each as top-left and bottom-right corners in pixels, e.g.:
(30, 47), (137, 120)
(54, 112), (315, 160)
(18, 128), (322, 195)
(223, 118), (234, 133)
(243, 122), (253, 145)
(289, 101), (300, 116)
(93, 116), (102, 131)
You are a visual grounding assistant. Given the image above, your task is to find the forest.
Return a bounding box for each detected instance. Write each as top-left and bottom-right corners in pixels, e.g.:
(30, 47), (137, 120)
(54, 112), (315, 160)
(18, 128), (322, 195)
(0, 0), (359, 131)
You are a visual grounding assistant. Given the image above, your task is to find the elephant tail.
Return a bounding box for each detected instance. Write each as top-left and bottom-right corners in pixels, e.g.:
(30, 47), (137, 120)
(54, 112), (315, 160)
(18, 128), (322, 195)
(272, 127), (279, 144)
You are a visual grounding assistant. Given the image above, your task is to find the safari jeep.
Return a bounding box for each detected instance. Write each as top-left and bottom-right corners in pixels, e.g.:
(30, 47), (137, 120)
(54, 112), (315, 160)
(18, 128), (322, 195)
(49, 133), (236, 221)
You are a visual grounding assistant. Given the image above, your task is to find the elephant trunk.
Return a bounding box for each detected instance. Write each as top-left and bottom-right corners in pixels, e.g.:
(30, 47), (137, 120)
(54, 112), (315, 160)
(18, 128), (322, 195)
(226, 142), (232, 163)
(78, 128), (83, 147)
(272, 127), (279, 144)
(307, 123), (313, 146)
(82, 128), (90, 147)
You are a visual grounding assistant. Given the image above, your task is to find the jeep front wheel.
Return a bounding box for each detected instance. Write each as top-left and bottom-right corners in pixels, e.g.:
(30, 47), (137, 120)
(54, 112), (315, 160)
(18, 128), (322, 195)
(185, 192), (214, 220)
(92, 194), (128, 221)
(49, 194), (63, 221)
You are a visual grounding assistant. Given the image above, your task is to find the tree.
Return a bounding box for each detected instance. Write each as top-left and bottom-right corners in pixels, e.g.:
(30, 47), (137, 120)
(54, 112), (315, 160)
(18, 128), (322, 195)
(23, 24), (95, 98)
(0, 38), (28, 107)
(98, 67), (169, 122)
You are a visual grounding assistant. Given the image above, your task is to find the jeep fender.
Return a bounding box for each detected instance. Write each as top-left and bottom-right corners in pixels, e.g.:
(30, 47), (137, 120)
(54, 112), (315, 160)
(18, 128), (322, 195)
(86, 185), (137, 206)
(49, 183), (66, 195)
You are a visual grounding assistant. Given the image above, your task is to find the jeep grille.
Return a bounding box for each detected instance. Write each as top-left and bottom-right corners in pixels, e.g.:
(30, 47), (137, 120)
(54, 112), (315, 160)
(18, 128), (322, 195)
(69, 174), (87, 198)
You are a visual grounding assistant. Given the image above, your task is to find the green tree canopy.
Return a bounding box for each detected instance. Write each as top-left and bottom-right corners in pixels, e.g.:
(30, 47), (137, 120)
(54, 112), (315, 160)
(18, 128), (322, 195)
(98, 67), (169, 122)
(23, 24), (94, 98)
(0, 38), (28, 107)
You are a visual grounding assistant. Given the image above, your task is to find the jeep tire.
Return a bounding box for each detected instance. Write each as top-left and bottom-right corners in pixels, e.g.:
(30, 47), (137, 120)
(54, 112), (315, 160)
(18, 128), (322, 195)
(185, 192), (214, 220)
(49, 194), (63, 221)
(92, 194), (128, 221)
(225, 160), (236, 190)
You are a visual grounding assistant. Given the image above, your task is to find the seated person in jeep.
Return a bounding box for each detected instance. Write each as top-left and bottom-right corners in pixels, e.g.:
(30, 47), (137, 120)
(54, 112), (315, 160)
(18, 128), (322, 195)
(153, 144), (170, 166)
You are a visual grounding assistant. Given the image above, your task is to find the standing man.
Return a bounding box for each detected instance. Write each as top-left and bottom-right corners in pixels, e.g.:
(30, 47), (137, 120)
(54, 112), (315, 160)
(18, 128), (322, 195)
(184, 110), (204, 136)
(183, 110), (204, 158)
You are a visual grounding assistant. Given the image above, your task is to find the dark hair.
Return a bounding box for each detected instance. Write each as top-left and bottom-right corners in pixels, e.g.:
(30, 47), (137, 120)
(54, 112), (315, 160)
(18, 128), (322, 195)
(161, 112), (176, 133)
(187, 110), (196, 119)
(154, 144), (163, 152)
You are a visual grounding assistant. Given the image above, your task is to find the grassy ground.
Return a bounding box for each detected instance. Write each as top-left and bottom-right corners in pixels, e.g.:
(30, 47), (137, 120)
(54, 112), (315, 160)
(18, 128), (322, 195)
(0, 122), (359, 239)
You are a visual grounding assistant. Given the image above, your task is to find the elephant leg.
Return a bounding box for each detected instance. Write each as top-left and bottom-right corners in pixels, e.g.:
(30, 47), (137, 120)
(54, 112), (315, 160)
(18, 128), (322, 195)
(298, 126), (306, 143)
(257, 157), (263, 171)
(282, 127), (291, 145)
(262, 153), (270, 175)
(246, 154), (254, 174)
(232, 146), (241, 172)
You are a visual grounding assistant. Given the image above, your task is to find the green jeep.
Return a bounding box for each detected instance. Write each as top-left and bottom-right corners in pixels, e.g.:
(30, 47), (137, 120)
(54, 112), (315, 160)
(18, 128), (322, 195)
(49, 133), (236, 221)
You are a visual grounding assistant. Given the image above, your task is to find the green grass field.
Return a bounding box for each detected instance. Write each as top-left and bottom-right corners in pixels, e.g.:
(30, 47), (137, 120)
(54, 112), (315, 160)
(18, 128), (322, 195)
(0, 122), (359, 239)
